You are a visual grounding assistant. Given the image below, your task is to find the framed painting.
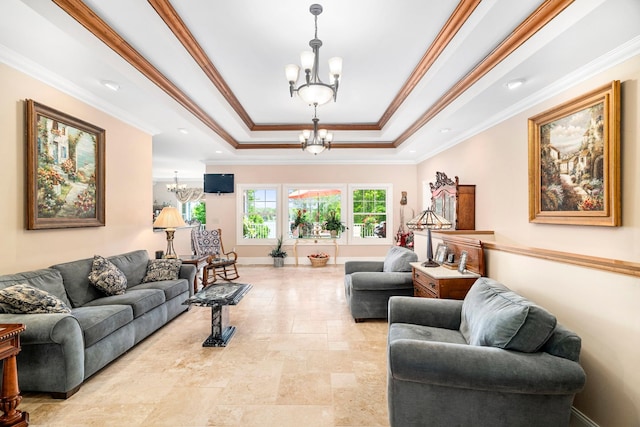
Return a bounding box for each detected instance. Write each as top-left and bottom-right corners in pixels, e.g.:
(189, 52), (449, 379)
(26, 99), (105, 229)
(528, 81), (620, 226)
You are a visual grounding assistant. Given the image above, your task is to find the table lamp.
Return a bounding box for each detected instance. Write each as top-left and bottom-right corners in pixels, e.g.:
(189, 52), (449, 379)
(406, 208), (452, 267)
(153, 207), (186, 259)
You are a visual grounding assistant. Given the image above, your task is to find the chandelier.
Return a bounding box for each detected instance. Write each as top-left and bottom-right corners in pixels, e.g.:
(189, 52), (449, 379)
(166, 171), (186, 193)
(300, 105), (332, 155)
(285, 4), (342, 106)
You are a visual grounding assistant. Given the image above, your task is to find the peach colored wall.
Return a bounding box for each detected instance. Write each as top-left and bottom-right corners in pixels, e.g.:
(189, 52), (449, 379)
(416, 55), (640, 426)
(195, 164), (419, 263)
(1, 63), (164, 274)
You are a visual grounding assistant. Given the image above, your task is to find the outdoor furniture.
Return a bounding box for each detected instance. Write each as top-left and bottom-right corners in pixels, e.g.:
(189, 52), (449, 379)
(191, 228), (240, 283)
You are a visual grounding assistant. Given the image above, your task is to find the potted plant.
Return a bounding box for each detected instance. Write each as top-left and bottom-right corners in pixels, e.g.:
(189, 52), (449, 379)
(323, 210), (346, 237)
(268, 235), (287, 267)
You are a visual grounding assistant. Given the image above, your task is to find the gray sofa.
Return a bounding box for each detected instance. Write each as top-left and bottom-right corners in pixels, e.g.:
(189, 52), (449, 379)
(387, 278), (586, 426)
(0, 250), (195, 398)
(344, 246), (417, 322)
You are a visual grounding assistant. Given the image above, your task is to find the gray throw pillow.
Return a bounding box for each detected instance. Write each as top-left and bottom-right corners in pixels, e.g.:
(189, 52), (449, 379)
(460, 278), (557, 353)
(88, 255), (127, 296)
(383, 246), (418, 272)
(0, 283), (71, 314)
(142, 259), (182, 283)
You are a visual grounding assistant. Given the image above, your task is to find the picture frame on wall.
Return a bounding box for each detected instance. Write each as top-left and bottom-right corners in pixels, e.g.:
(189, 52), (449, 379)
(528, 80), (620, 226)
(25, 99), (106, 229)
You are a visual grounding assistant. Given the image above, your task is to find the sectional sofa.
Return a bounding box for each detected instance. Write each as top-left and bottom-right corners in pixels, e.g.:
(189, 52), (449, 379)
(0, 250), (195, 398)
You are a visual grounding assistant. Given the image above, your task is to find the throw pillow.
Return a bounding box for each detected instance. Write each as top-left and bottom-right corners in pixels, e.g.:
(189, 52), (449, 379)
(88, 255), (127, 296)
(382, 246), (418, 272)
(460, 278), (557, 353)
(0, 283), (71, 314)
(142, 259), (182, 283)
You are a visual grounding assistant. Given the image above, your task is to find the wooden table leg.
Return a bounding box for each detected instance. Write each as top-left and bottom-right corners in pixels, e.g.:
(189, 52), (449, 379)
(0, 355), (28, 427)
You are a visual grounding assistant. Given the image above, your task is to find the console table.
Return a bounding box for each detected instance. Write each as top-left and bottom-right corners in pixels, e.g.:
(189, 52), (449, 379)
(411, 263), (480, 299)
(293, 237), (338, 265)
(0, 324), (28, 427)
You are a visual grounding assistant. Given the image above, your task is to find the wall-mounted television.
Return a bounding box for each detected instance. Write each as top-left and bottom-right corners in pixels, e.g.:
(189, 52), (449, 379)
(204, 173), (234, 194)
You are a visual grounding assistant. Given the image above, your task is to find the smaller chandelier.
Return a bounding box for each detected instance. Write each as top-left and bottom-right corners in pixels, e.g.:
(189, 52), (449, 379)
(300, 105), (332, 155)
(285, 4), (342, 106)
(167, 171), (187, 193)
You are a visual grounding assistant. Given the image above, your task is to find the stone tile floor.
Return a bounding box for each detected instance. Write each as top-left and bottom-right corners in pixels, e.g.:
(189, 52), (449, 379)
(20, 265), (390, 426)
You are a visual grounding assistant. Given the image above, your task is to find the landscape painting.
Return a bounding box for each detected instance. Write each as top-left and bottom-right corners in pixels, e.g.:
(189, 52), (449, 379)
(528, 81), (620, 226)
(26, 99), (105, 229)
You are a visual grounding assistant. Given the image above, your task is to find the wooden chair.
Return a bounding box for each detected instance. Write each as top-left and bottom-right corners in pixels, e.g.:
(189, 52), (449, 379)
(191, 228), (239, 284)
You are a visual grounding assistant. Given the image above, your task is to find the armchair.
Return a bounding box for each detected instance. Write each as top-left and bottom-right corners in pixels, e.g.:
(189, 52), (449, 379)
(191, 228), (239, 284)
(387, 278), (586, 427)
(344, 246), (417, 322)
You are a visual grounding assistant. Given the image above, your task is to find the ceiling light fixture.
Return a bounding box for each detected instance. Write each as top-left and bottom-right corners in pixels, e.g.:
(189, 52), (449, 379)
(166, 171), (187, 192)
(178, 128), (189, 134)
(100, 79), (120, 91)
(506, 79), (524, 90)
(285, 4), (342, 106)
(299, 104), (332, 155)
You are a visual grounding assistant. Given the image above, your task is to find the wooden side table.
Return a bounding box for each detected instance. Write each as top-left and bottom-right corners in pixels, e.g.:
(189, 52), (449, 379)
(411, 263), (480, 300)
(179, 255), (209, 294)
(0, 324), (28, 427)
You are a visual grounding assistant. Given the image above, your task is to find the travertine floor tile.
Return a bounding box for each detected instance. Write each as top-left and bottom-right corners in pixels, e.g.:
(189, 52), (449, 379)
(20, 265), (390, 426)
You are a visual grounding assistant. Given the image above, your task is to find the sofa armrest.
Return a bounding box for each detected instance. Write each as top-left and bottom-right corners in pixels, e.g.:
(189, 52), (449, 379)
(179, 264), (197, 296)
(0, 313), (82, 345)
(345, 260), (383, 275)
(389, 339), (586, 394)
(389, 296), (462, 330)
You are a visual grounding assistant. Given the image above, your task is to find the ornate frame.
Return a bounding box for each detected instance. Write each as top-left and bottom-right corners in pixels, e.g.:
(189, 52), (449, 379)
(528, 81), (620, 226)
(26, 99), (106, 229)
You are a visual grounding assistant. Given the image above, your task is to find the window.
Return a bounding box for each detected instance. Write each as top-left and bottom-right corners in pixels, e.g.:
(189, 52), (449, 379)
(239, 186), (279, 241)
(350, 185), (393, 244)
(286, 186), (345, 238)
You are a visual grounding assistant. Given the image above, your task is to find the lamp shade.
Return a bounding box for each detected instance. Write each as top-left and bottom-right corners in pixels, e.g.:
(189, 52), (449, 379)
(153, 207), (186, 229)
(406, 209), (452, 230)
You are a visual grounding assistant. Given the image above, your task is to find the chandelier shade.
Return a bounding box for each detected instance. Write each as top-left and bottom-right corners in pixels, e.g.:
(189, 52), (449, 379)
(286, 4), (342, 106)
(167, 171), (186, 192)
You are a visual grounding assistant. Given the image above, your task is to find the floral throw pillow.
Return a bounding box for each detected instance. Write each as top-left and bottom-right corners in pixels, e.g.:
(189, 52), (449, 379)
(88, 255), (127, 296)
(0, 284), (71, 314)
(142, 259), (182, 283)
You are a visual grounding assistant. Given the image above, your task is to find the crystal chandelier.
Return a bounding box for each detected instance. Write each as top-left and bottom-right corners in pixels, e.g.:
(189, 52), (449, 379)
(299, 105), (332, 155)
(285, 4), (342, 106)
(166, 171), (186, 193)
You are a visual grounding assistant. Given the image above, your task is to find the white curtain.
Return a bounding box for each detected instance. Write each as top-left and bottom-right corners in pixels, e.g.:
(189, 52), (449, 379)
(175, 187), (204, 204)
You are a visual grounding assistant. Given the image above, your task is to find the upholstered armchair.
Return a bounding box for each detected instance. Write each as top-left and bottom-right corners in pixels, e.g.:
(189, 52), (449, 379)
(191, 228), (239, 283)
(387, 278), (586, 427)
(344, 246), (418, 322)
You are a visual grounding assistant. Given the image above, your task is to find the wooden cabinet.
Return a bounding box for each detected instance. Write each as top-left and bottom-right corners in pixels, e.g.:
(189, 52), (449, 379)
(412, 263), (480, 300)
(430, 172), (475, 230)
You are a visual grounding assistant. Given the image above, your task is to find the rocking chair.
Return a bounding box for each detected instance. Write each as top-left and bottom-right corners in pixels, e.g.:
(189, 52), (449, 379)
(191, 228), (239, 285)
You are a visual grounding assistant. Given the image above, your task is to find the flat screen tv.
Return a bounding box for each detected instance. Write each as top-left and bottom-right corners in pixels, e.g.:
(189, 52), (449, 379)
(204, 173), (234, 194)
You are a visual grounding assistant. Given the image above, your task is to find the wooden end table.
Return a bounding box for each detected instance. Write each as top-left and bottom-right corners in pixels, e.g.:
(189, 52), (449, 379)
(0, 324), (28, 427)
(179, 254), (209, 294)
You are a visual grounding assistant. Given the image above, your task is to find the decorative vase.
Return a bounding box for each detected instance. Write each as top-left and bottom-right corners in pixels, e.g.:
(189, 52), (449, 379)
(298, 225), (304, 238)
(330, 230), (337, 238)
(273, 257), (284, 268)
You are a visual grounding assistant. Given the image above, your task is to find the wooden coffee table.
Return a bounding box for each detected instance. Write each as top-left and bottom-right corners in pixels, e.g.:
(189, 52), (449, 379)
(183, 282), (252, 347)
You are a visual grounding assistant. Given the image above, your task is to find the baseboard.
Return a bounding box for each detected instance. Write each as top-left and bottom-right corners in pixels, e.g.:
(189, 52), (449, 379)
(571, 407), (599, 427)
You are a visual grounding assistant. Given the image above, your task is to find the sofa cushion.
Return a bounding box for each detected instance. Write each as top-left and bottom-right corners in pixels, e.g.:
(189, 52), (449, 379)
(71, 305), (134, 348)
(88, 255), (128, 296)
(390, 323), (467, 346)
(0, 284), (71, 314)
(460, 278), (557, 353)
(108, 250), (150, 287)
(82, 289), (165, 318)
(133, 279), (189, 301)
(383, 246), (418, 272)
(141, 259), (182, 283)
(51, 257), (103, 307)
(0, 268), (72, 307)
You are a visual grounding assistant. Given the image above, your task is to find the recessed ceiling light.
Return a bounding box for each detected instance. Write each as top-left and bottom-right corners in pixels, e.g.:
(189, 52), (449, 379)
(178, 128), (189, 134)
(215, 150), (223, 154)
(440, 128), (451, 133)
(100, 80), (120, 91)
(506, 79), (524, 90)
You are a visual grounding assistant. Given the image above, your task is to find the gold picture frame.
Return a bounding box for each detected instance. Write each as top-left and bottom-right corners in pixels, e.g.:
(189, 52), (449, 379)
(26, 99), (106, 229)
(528, 80), (620, 226)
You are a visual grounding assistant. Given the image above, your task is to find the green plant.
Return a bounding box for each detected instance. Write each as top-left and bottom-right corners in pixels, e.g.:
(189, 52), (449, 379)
(323, 210), (346, 232)
(268, 235), (287, 258)
(192, 201), (206, 224)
